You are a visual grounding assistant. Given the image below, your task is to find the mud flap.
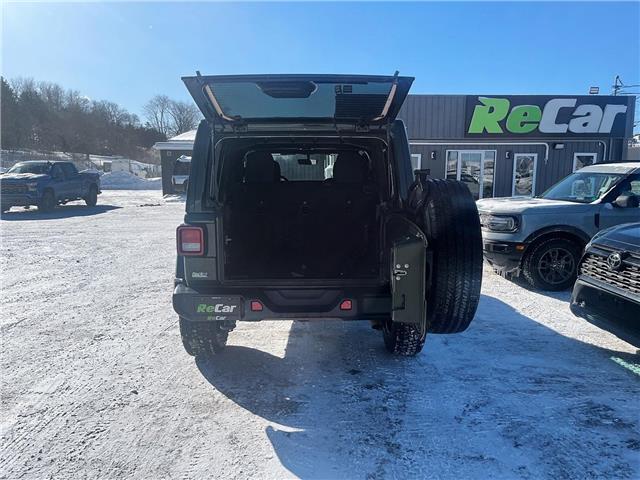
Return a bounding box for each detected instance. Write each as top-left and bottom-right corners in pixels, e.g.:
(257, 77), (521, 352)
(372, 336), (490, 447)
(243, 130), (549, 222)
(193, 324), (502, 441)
(386, 216), (427, 326)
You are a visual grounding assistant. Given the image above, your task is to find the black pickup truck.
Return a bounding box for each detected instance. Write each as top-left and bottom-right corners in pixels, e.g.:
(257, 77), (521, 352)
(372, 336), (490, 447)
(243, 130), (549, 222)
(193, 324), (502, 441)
(172, 73), (483, 358)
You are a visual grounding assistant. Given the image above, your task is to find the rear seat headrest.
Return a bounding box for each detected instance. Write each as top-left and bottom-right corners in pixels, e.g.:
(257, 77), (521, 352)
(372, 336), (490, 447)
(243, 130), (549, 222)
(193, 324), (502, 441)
(333, 152), (368, 183)
(244, 151), (279, 182)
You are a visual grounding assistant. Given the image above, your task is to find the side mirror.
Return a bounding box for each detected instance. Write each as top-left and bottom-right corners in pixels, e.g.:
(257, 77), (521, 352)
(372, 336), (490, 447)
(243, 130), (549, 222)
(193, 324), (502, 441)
(613, 193), (639, 208)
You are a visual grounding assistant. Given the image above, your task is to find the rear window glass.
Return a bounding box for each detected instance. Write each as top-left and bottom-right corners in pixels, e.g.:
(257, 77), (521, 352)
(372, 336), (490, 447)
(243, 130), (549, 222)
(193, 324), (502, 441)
(208, 80), (393, 121)
(273, 154), (334, 181)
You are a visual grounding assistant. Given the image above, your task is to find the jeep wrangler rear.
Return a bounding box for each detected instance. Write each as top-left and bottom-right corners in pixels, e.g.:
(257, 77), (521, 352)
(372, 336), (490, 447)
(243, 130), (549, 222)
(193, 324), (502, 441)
(173, 73), (483, 357)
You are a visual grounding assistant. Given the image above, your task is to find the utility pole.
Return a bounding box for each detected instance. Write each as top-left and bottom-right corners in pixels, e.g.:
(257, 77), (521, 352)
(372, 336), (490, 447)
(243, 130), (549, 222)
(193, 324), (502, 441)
(613, 75), (623, 95)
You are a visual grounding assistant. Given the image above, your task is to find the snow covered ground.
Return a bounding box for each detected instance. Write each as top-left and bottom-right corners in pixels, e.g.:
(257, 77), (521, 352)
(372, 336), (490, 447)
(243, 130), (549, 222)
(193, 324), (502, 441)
(1, 191), (638, 479)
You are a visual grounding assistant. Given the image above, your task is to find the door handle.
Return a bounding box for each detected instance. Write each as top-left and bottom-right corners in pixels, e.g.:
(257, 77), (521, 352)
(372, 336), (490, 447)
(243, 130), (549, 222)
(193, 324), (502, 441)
(393, 265), (409, 280)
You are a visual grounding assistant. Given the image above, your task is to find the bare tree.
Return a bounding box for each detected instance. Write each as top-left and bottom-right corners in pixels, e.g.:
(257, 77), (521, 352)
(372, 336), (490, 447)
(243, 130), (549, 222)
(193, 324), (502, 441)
(168, 100), (200, 135)
(93, 100), (138, 127)
(38, 81), (65, 111)
(2, 76), (165, 158)
(143, 95), (173, 137)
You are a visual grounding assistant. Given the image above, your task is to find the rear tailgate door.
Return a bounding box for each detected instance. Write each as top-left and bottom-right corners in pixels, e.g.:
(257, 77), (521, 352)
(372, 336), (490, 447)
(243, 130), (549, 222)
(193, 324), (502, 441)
(182, 73), (414, 131)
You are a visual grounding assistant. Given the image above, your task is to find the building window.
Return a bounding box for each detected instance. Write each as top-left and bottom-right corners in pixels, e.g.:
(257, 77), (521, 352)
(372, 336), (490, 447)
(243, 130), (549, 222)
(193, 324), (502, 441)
(573, 153), (597, 171)
(445, 150), (496, 200)
(410, 154), (422, 172)
(512, 153), (538, 197)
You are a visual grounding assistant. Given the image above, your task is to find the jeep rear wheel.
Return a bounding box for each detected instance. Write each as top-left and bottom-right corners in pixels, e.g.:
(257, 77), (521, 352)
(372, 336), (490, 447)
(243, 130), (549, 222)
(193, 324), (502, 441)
(38, 190), (56, 213)
(382, 319), (426, 356)
(522, 238), (581, 291)
(418, 179), (483, 334)
(179, 317), (229, 357)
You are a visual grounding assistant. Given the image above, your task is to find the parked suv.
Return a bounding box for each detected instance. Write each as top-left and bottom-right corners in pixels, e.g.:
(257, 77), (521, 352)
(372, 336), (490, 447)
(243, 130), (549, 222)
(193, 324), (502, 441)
(570, 222), (640, 345)
(172, 73), (483, 358)
(172, 155), (191, 193)
(478, 163), (640, 291)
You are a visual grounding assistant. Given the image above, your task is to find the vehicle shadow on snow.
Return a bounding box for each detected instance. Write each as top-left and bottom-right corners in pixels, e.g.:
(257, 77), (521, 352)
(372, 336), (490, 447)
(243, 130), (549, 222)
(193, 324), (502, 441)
(196, 295), (639, 479)
(486, 265), (573, 302)
(0, 204), (120, 220)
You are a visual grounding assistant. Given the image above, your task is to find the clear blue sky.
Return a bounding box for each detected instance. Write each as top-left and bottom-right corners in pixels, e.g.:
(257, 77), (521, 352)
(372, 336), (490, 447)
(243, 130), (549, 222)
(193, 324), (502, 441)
(3, 2), (639, 121)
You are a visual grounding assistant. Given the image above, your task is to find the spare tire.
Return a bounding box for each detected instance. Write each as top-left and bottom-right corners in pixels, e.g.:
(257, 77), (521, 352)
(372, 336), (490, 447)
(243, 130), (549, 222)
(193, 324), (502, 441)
(417, 179), (483, 333)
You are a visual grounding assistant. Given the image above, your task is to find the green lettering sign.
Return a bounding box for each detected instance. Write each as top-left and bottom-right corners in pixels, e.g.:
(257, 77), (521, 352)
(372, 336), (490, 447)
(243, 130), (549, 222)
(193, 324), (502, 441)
(506, 105), (541, 133)
(468, 97), (510, 134)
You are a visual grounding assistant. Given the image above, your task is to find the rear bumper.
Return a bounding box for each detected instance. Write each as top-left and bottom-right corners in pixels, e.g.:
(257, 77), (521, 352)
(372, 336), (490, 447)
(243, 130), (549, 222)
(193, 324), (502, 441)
(173, 282), (391, 322)
(570, 277), (640, 324)
(483, 240), (526, 274)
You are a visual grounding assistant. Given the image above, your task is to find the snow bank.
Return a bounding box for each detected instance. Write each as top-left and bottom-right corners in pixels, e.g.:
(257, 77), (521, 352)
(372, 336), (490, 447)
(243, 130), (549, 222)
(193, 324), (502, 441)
(163, 193), (186, 203)
(100, 171), (161, 190)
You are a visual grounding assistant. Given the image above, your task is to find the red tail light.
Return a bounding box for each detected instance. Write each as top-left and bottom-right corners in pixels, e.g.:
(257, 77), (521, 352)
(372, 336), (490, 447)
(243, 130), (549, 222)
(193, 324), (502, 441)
(177, 226), (204, 255)
(339, 299), (353, 311)
(250, 300), (264, 312)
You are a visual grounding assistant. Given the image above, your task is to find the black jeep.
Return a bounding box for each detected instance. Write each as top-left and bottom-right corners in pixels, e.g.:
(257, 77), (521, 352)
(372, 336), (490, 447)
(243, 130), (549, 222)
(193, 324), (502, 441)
(173, 73), (483, 357)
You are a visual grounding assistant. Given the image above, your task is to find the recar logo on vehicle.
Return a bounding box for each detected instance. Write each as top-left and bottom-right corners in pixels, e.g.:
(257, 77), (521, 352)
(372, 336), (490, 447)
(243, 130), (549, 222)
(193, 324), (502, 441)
(196, 303), (237, 313)
(192, 296), (242, 321)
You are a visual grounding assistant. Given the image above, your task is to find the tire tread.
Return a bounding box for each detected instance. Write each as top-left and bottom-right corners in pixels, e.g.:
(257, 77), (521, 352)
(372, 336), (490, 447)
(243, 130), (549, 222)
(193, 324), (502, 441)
(179, 318), (228, 357)
(420, 179), (483, 333)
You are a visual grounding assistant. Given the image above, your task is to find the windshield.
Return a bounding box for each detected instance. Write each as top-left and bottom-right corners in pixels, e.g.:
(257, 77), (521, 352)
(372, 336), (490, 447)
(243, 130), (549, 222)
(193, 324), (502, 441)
(173, 160), (191, 176)
(539, 171), (623, 203)
(7, 162), (51, 174)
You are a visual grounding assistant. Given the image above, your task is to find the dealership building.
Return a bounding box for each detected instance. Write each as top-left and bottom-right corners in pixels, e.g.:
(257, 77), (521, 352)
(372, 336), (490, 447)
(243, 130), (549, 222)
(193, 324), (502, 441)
(154, 94), (636, 197)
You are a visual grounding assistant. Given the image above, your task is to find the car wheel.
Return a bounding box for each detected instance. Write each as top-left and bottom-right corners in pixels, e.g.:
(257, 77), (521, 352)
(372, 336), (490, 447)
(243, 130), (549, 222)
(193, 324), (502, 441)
(417, 179), (483, 334)
(523, 238), (581, 291)
(179, 317), (229, 357)
(84, 185), (98, 207)
(382, 318), (426, 356)
(38, 190), (56, 212)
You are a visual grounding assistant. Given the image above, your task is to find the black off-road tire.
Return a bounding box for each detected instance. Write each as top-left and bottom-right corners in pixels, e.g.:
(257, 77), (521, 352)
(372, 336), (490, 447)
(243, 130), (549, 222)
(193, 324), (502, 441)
(522, 238), (581, 291)
(382, 319), (426, 356)
(418, 179), (483, 333)
(179, 317), (228, 357)
(38, 190), (56, 213)
(84, 185), (98, 207)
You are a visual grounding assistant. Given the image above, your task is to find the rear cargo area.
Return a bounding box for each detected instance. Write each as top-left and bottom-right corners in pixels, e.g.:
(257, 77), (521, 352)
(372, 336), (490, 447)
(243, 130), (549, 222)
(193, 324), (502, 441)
(222, 149), (381, 280)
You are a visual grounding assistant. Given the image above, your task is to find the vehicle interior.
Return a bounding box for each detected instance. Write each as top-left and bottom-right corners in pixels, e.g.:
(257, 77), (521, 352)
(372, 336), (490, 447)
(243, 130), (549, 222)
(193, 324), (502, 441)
(216, 137), (390, 281)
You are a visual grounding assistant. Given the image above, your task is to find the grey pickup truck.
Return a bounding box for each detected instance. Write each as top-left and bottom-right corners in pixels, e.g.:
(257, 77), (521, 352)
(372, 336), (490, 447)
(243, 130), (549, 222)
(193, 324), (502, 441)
(478, 162), (640, 291)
